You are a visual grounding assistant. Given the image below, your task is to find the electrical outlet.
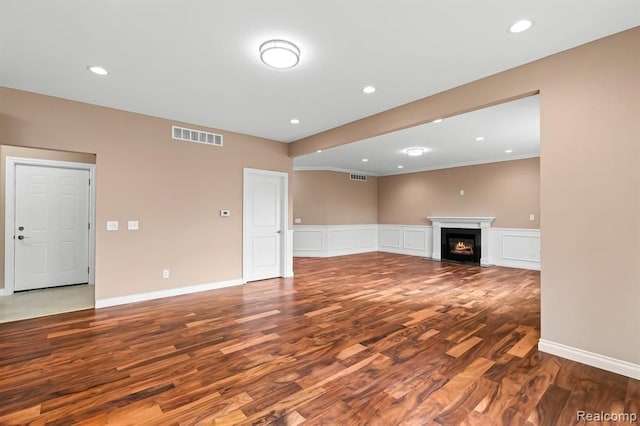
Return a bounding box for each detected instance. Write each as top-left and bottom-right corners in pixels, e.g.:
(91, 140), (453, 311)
(162, 269), (170, 279)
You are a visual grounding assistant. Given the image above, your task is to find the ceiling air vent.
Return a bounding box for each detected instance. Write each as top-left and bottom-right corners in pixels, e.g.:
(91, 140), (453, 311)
(172, 126), (223, 147)
(349, 173), (368, 182)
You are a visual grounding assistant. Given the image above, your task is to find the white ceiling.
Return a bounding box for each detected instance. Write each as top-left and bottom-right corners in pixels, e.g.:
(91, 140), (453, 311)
(294, 95), (540, 176)
(1, 1), (638, 144)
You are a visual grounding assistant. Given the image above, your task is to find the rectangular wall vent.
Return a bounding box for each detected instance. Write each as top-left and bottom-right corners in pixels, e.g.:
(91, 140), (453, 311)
(349, 173), (368, 182)
(172, 126), (223, 147)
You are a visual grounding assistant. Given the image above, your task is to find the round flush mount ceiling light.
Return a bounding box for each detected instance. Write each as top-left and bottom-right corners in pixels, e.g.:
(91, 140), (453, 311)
(405, 147), (428, 157)
(290, 118), (300, 124)
(259, 39), (300, 69)
(362, 158), (369, 162)
(475, 136), (485, 141)
(397, 165), (404, 169)
(362, 85), (376, 94)
(432, 118), (443, 123)
(509, 19), (533, 33)
(87, 65), (108, 75)
(505, 149), (514, 153)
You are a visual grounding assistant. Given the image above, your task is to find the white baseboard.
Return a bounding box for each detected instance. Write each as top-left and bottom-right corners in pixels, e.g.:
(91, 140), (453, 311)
(378, 247), (432, 258)
(492, 258), (541, 270)
(538, 339), (640, 380)
(293, 248), (376, 257)
(327, 247), (378, 257)
(95, 278), (244, 308)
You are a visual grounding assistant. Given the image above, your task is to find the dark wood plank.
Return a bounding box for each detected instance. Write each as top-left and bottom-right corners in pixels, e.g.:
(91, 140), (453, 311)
(0, 252), (637, 424)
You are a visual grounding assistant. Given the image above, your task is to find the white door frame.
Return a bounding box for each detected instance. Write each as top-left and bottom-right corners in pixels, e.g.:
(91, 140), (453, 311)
(242, 168), (289, 283)
(3, 157), (96, 296)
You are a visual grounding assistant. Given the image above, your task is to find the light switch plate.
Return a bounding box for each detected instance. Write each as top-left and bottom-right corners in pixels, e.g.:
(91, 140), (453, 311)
(106, 221), (119, 231)
(220, 209), (230, 217)
(128, 220), (139, 230)
(294, 218), (302, 224)
(529, 214), (535, 221)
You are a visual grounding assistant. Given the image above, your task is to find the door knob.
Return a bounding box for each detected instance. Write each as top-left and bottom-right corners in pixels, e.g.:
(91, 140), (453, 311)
(276, 230), (282, 234)
(18, 226), (24, 231)
(17, 235), (29, 240)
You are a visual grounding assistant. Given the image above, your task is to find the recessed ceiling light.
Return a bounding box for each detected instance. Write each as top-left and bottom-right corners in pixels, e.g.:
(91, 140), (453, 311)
(316, 150), (322, 153)
(290, 118), (300, 125)
(362, 158), (369, 162)
(509, 19), (533, 34)
(475, 136), (485, 141)
(405, 147), (428, 157)
(87, 65), (108, 76)
(433, 118), (443, 123)
(259, 39), (300, 69)
(505, 149), (513, 153)
(397, 165), (404, 169)
(362, 86), (376, 94)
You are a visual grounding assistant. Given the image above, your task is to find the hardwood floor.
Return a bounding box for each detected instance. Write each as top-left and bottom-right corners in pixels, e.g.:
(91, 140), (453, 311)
(0, 252), (637, 425)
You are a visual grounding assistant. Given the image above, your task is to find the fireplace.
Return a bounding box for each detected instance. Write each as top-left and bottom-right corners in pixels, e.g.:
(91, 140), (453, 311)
(441, 228), (481, 264)
(428, 217), (494, 266)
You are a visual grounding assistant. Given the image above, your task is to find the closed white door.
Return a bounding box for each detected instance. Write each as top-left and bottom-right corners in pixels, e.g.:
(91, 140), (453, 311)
(244, 172), (284, 281)
(14, 165), (90, 291)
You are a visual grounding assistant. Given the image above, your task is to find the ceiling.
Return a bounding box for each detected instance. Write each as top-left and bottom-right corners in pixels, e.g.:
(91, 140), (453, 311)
(1, 1), (638, 144)
(294, 95), (540, 176)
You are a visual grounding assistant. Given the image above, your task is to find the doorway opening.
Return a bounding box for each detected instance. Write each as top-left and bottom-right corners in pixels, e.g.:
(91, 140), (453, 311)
(2, 156), (96, 322)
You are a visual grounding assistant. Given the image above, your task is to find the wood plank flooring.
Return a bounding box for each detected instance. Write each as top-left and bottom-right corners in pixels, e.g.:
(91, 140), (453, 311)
(0, 252), (638, 425)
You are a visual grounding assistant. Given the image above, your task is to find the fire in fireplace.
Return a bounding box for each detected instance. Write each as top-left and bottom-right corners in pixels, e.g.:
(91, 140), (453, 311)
(453, 240), (474, 254)
(441, 228), (481, 264)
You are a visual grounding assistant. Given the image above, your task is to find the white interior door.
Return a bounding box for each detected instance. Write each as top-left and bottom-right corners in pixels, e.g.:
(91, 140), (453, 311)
(14, 164), (90, 291)
(244, 171), (285, 282)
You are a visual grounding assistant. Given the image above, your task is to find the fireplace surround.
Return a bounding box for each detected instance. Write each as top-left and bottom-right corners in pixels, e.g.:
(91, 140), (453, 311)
(427, 216), (495, 266)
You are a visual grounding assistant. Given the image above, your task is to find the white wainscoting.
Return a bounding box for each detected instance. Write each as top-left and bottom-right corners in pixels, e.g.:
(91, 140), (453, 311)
(378, 225), (433, 258)
(293, 225), (378, 257)
(293, 224), (540, 271)
(489, 228), (541, 270)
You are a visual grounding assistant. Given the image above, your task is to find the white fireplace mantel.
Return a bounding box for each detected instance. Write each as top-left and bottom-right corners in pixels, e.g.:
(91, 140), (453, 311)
(427, 216), (495, 266)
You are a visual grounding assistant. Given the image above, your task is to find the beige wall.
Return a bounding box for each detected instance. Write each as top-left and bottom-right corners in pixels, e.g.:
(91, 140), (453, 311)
(291, 28), (640, 366)
(378, 158), (540, 228)
(295, 159), (539, 229)
(0, 87), (293, 299)
(293, 170), (378, 225)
